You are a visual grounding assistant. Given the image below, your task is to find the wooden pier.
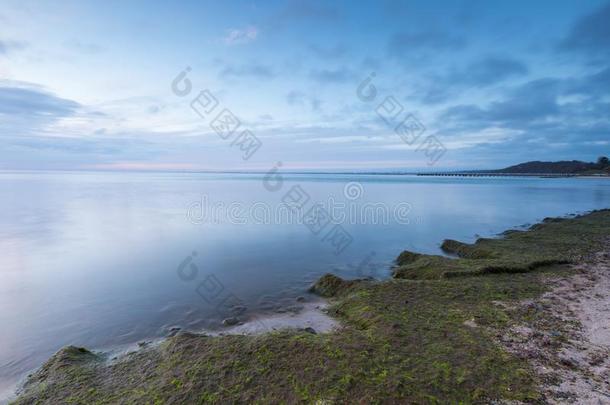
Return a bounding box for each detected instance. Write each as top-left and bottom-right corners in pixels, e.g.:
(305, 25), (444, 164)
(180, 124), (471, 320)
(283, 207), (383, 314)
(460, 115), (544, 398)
(416, 172), (577, 178)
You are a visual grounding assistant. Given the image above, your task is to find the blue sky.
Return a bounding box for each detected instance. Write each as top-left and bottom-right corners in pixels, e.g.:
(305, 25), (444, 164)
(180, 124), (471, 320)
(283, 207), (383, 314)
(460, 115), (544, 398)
(0, 0), (608, 171)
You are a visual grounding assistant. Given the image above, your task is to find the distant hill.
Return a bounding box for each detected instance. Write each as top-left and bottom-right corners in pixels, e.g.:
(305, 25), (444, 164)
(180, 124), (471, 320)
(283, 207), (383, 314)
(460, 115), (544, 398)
(418, 157), (609, 176)
(493, 159), (609, 175)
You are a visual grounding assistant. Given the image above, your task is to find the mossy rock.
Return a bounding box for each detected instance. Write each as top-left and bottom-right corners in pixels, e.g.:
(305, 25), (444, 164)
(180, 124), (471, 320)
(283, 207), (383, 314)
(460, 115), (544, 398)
(21, 346), (99, 392)
(542, 217), (566, 223)
(309, 273), (367, 297)
(396, 211), (608, 281)
(396, 250), (421, 266)
(393, 255), (462, 279)
(441, 239), (494, 259)
(47, 346), (97, 367)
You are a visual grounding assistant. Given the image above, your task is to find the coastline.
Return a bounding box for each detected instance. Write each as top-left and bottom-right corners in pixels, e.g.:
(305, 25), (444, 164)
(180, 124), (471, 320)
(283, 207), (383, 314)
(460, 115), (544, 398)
(11, 209), (610, 403)
(1, 300), (338, 405)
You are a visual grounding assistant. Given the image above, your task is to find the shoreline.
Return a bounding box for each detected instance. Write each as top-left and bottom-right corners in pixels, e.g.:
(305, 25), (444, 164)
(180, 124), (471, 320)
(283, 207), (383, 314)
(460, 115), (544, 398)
(2, 300), (338, 404)
(11, 209), (610, 403)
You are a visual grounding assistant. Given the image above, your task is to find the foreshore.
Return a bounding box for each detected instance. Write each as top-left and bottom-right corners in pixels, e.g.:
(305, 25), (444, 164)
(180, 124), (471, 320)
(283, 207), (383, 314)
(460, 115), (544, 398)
(11, 209), (610, 403)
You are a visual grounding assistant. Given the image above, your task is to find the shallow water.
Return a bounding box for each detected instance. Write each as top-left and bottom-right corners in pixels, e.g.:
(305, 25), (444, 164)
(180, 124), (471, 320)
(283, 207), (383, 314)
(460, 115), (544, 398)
(1, 171), (609, 398)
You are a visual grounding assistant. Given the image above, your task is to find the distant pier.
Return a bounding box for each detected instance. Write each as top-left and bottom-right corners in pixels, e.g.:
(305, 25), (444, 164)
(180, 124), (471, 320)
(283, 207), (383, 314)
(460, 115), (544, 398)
(416, 172), (577, 178)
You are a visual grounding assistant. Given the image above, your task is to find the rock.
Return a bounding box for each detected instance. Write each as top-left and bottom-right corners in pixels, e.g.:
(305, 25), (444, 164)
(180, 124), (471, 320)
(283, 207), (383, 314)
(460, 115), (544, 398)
(308, 274), (348, 297)
(222, 317), (239, 326)
(543, 217), (566, 224)
(396, 250), (421, 266)
(304, 327), (317, 334)
(440, 239), (493, 259)
(296, 296), (306, 302)
(33, 346), (98, 381)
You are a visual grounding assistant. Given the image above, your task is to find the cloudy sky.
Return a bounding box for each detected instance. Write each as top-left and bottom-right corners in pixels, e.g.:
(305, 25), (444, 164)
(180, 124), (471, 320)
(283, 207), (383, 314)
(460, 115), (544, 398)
(0, 0), (608, 171)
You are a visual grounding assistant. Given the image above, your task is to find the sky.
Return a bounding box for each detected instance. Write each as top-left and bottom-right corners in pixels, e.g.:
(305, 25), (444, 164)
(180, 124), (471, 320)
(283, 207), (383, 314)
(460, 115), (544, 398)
(0, 0), (609, 171)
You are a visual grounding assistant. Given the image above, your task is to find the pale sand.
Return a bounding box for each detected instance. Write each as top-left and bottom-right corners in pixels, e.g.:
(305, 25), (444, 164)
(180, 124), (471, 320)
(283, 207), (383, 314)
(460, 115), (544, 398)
(218, 300), (339, 335)
(497, 246), (610, 404)
(103, 300), (338, 360)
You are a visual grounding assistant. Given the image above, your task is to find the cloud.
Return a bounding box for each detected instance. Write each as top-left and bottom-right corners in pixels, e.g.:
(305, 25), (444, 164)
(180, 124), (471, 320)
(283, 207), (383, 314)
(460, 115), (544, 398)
(559, 2), (610, 62)
(8, 135), (122, 154)
(388, 31), (466, 59)
(0, 82), (82, 138)
(440, 78), (561, 128)
(219, 63), (275, 79)
(309, 44), (348, 59)
(309, 67), (354, 83)
(147, 104), (166, 114)
(0, 132), (168, 171)
(415, 56), (529, 104)
(286, 90), (322, 111)
(0, 39), (27, 55)
(286, 90), (306, 105)
(361, 57), (381, 70)
(278, 1), (340, 22)
(222, 26), (259, 45)
(456, 57), (528, 86)
(0, 84), (80, 118)
(437, 73), (610, 153)
(63, 39), (105, 54)
(565, 66), (610, 98)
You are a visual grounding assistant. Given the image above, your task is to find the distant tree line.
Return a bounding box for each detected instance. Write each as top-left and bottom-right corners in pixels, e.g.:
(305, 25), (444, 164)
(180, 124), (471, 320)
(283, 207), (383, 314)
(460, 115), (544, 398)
(494, 156), (609, 174)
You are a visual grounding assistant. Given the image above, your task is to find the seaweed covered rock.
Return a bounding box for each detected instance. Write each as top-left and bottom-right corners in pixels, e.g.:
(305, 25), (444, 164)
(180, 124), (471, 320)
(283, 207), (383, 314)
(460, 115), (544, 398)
(308, 273), (366, 297)
(542, 217), (566, 224)
(23, 346), (99, 390)
(441, 239), (494, 259)
(44, 346), (97, 369)
(396, 250), (421, 266)
(393, 255), (466, 280)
